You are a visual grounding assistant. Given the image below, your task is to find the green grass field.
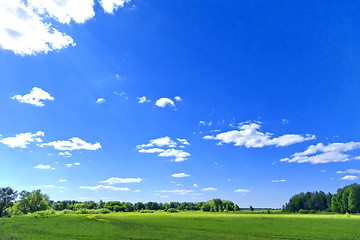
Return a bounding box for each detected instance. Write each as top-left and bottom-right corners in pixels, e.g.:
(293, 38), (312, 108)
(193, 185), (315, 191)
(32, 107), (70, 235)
(1, 212), (360, 239)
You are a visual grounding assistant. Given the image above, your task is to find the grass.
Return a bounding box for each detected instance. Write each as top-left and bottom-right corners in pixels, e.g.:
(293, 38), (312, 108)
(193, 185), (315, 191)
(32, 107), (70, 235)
(1, 211), (360, 239)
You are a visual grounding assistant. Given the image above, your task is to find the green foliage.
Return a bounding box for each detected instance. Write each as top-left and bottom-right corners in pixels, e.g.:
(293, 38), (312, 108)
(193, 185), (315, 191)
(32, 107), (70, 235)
(124, 202), (135, 212)
(0, 187), (17, 217)
(13, 190), (50, 215)
(140, 209), (154, 213)
(200, 199), (236, 212)
(332, 184), (360, 213)
(166, 208), (178, 213)
(284, 191), (331, 213)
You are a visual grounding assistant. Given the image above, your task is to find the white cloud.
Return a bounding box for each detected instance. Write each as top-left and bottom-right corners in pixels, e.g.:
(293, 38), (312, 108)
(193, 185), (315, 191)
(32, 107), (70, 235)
(137, 136), (176, 149)
(171, 173), (190, 178)
(137, 96), (150, 103)
(74, 162), (80, 165)
(174, 96), (182, 102)
(138, 148), (164, 153)
(0, 0), (75, 55)
(155, 98), (175, 108)
(0, 131), (44, 148)
(80, 185), (130, 191)
(59, 179), (67, 182)
(203, 122), (315, 148)
(43, 137), (101, 151)
(341, 175), (359, 181)
(160, 195), (169, 198)
(201, 188), (217, 191)
(272, 179), (286, 183)
(281, 142), (360, 164)
(34, 184), (65, 189)
(177, 138), (190, 145)
(159, 189), (194, 195)
(34, 164), (53, 170)
(0, 0), (131, 55)
(137, 137), (190, 162)
(281, 119), (290, 124)
(199, 121), (212, 126)
(193, 184), (199, 188)
(11, 87), (54, 107)
(96, 98), (106, 104)
(101, 177), (143, 184)
(98, 0), (130, 14)
(65, 163), (73, 168)
(158, 149), (190, 162)
(27, 0), (95, 24)
(337, 169), (360, 174)
(59, 151), (72, 157)
(134, 190), (140, 192)
(234, 189), (250, 193)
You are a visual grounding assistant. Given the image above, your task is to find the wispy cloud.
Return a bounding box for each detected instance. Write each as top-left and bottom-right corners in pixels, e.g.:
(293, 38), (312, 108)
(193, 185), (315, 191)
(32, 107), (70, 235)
(43, 137), (101, 151)
(171, 173), (190, 178)
(137, 136), (177, 149)
(341, 175), (359, 181)
(337, 169), (360, 174)
(158, 189), (195, 195)
(80, 185), (130, 191)
(101, 177), (143, 184)
(34, 164), (54, 170)
(203, 122), (315, 148)
(281, 142), (360, 164)
(59, 151), (72, 157)
(137, 137), (190, 162)
(201, 188), (217, 191)
(137, 96), (150, 103)
(272, 179), (286, 183)
(233, 189), (250, 193)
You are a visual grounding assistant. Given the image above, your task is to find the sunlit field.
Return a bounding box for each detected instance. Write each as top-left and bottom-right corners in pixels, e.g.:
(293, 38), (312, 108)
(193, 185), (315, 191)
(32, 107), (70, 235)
(1, 212), (360, 239)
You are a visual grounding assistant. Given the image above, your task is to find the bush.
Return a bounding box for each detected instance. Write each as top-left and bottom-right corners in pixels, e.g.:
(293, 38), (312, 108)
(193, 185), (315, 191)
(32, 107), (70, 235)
(140, 210), (154, 213)
(298, 209), (311, 214)
(167, 208), (178, 213)
(97, 208), (111, 214)
(75, 209), (90, 214)
(60, 209), (73, 215)
(29, 209), (56, 218)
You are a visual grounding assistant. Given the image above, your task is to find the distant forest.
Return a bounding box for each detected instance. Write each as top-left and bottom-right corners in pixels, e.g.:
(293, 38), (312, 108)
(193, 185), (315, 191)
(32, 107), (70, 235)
(284, 184), (360, 213)
(1, 184), (360, 217)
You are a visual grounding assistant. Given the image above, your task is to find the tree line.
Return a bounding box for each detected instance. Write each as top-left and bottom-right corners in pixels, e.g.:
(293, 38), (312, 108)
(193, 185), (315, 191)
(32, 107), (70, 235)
(284, 183), (360, 213)
(0, 187), (241, 217)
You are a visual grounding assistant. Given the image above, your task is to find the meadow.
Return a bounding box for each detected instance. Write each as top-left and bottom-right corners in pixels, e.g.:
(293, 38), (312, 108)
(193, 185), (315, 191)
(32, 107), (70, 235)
(1, 211), (360, 239)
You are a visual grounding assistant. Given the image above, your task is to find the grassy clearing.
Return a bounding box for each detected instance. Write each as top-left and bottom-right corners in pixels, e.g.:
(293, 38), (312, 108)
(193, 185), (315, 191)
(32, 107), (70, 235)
(0, 212), (360, 239)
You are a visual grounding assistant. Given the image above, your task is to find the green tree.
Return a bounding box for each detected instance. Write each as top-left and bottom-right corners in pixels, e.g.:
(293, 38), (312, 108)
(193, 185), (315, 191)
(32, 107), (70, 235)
(124, 202), (134, 212)
(0, 187), (17, 217)
(14, 190), (50, 214)
(249, 206), (254, 212)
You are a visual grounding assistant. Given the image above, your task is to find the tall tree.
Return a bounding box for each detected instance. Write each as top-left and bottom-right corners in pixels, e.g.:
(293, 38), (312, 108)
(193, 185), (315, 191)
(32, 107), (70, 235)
(0, 187), (17, 217)
(14, 190), (50, 214)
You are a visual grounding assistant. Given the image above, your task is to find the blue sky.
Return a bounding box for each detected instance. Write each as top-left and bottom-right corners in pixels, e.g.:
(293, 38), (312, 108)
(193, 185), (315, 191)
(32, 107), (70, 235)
(1, 0), (360, 208)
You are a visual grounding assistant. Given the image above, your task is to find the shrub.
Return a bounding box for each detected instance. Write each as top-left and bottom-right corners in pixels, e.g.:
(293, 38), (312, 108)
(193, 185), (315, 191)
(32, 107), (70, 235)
(140, 210), (154, 213)
(97, 208), (111, 214)
(167, 208), (178, 213)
